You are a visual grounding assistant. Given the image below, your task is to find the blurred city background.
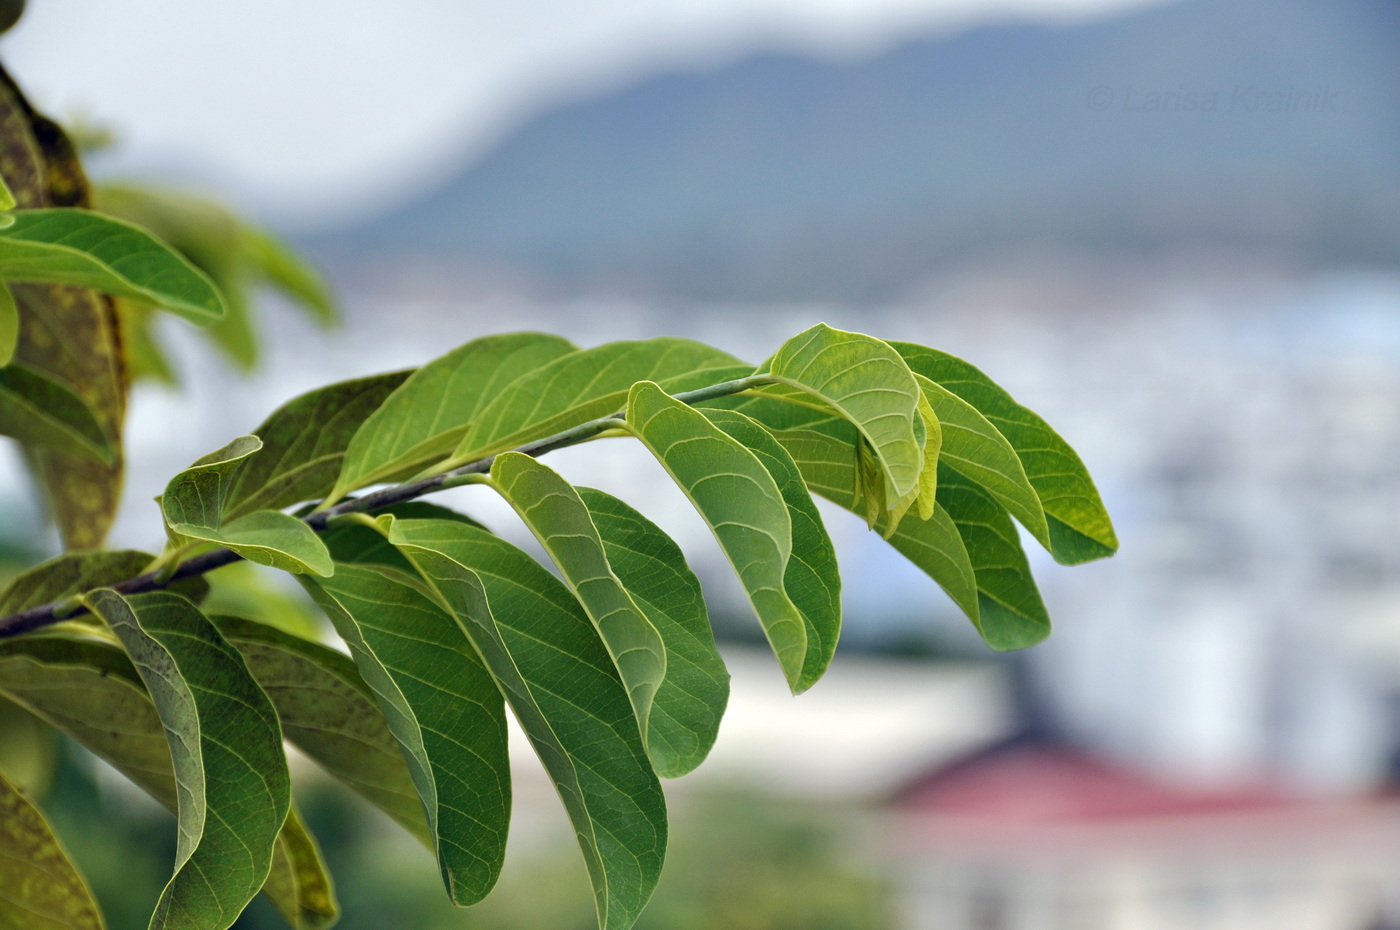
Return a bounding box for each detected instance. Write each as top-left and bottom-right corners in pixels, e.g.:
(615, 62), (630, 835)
(4, 0), (1400, 926)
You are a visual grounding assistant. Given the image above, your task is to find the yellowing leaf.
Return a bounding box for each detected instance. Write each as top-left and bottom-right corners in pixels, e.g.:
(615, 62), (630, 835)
(0, 765), (103, 930)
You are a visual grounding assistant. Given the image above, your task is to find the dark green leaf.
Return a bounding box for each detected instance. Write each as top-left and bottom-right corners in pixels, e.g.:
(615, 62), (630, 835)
(223, 370), (412, 520)
(0, 765), (103, 930)
(83, 590), (290, 930)
(329, 332), (576, 501)
(0, 209), (225, 325)
(454, 337), (751, 462)
(161, 436), (332, 576)
(892, 342), (1118, 564)
(577, 487), (729, 778)
(0, 364), (113, 465)
(0, 549), (207, 617)
(300, 562), (510, 905)
(487, 452), (667, 751)
(384, 517), (667, 930)
(212, 615), (430, 844)
(625, 381), (807, 691)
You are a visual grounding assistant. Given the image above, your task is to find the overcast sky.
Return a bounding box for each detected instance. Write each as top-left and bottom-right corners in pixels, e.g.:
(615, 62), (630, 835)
(3, 0), (1166, 226)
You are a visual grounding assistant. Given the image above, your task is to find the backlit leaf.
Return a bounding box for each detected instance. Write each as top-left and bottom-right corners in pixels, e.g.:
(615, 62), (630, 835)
(0, 209), (225, 326)
(892, 342), (1118, 564)
(625, 381), (807, 691)
(577, 487), (729, 778)
(0, 765), (103, 930)
(329, 332), (576, 501)
(300, 562), (510, 905)
(161, 436), (332, 576)
(83, 590), (291, 930)
(261, 806), (338, 930)
(453, 337), (751, 462)
(0, 549), (208, 618)
(384, 517), (667, 930)
(0, 364), (113, 465)
(487, 452), (667, 751)
(756, 323), (924, 521)
(223, 370), (412, 520)
(0, 281), (15, 365)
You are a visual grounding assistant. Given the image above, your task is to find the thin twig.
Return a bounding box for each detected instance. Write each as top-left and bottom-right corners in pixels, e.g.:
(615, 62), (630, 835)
(0, 375), (769, 640)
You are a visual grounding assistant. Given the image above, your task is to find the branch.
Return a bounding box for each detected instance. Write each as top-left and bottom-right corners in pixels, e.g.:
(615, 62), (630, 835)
(0, 376), (770, 640)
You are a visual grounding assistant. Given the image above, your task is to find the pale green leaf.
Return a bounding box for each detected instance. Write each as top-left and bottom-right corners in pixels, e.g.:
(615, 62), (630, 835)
(577, 487), (729, 778)
(0, 364), (113, 465)
(161, 436), (332, 576)
(759, 419), (980, 627)
(700, 409), (841, 691)
(82, 590), (291, 930)
(0, 209), (225, 325)
(211, 615), (430, 845)
(0, 765), (104, 930)
(224, 375), (408, 518)
(487, 452), (667, 751)
(329, 332), (576, 501)
(0, 281), (15, 366)
(916, 373), (1050, 548)
(453, 337), (752, 462)
(300, 562), (510, 905)
(244, 228), (337, 326)
(625, 381), (807, 691)
(261, 805), (338, 930)
(892, 342), (1118, 564)
(0, 633), (336, 925)
(0, 172), (14, 212)
(757, 323), (924, 520)
(383, 517), (667, 930)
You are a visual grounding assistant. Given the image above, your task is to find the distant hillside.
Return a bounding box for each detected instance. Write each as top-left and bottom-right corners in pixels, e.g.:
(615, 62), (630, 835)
(317, 0), (1400, 300)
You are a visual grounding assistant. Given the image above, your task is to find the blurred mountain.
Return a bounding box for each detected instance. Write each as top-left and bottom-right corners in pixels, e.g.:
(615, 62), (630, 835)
(317, 0), (1400, 300)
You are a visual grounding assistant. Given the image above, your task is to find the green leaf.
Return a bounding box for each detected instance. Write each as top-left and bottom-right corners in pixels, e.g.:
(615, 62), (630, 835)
(892, 342), (1118, 564)
(328, 332), (576, 501)
(936, 466), (1051, 649)
(0, 281), (15, 366)
(625, 381), (808, 692)
(261, 805), (338, 930)
(223, 370), (412, 521)
(700, 409), (841, 690)
(82, 589), (291, 930)
(319, 502), (486, 575)
(0, 765), (104, 930)
(757, 324), (925, 521)
(486, 452), (667, 753)
(0, 632), (335, 926)
(383, 517), (667, 930)
(0, 364), (114, 465)
(161, 436), (332, 576)
(453, 337), (752, 462)
(0, 171), (14, 212)
(916, 373), (1050, 548)
(0, 209), (225, 326)
(300, 562), (510, 905)
(577, 487), (729, 778)
(211, 615), (430, 845)
(760, 420), (980, 628)
(244, 228), (338, 326)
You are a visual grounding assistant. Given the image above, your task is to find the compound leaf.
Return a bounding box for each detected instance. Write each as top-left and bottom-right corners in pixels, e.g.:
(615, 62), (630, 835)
(82, 589), (290, 930)
(454, 337), (751, 462)
(300, 562), (509, 906)
(330, 332), (575, 500)
(487, 452), (666, 752)
(384, 517), (666, 930)
(893, 342), (1118, 564)
(577, 487), (729, 779)
(625, 381), (807, 691)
